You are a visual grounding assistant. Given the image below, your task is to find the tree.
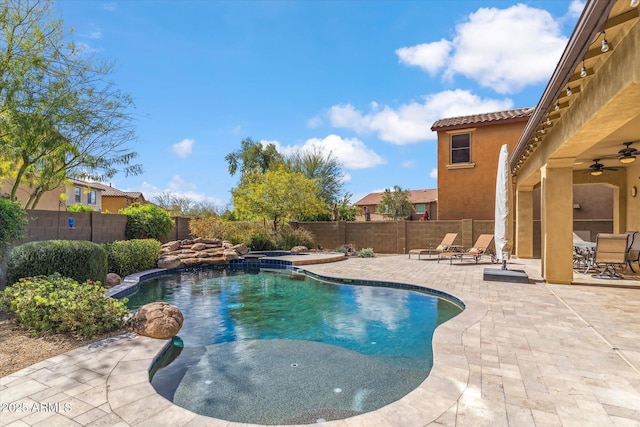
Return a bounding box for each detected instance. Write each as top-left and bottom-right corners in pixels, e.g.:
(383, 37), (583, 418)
(0, 197), (26, 257)
(152, 191), (220, 218)
(376, 185), (413, 220)
(225, 137), (284, 178)
(287, 146), (344, 205)
(0, 0), (141, 209)
(336, 193), (359, 221)
(231, 166), (325, 230)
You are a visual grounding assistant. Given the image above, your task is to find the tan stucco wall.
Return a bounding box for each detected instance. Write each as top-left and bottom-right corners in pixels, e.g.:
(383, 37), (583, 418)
(102, 197), (128, 214)
(2, 180), (65, 210)
(626, 161), (640, 231)
(437, 120), (527, 220)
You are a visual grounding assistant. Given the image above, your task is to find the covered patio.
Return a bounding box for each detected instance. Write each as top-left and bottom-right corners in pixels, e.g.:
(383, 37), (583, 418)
(512, 0), (640, 284)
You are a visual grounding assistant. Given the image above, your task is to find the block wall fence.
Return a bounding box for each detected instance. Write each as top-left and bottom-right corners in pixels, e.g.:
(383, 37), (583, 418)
(18, 210), (612, 256)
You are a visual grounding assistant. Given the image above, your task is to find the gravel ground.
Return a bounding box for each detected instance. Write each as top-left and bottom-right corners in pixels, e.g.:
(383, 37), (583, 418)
(0, 313), (126, 377)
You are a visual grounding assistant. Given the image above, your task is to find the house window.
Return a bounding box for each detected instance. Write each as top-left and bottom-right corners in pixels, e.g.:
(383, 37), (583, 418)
(74, 187), (81, 203)
(451, 133), (471, 164)
(87, 190), (96, 205)
(415, 204), (426, 214)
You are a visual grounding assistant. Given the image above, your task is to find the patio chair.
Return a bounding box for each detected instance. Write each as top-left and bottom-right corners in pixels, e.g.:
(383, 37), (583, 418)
(625, 231), (640, 272)
(437, 234), (497, 264)
(408, 233), (459, 259)
(592, 233), (631, 279)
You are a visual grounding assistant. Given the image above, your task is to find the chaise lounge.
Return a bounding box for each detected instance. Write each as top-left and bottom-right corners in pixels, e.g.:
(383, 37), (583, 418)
(437, 234), (497, 264)
(408, 233), (459, 260)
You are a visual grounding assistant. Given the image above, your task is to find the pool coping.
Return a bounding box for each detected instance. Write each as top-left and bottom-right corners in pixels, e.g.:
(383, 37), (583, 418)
(103, 263), (487, 426)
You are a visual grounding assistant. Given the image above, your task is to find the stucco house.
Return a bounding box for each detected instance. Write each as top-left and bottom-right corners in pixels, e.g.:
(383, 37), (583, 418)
(87, 181), (146, 213)
(432, 108), (532, 220)
(511, 0), (640, 283)
(1, 178), (104, 212)
(354, 188), (437, 221)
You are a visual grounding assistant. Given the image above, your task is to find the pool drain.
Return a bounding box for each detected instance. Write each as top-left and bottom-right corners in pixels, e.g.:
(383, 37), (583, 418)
(291, 363), (299, 367)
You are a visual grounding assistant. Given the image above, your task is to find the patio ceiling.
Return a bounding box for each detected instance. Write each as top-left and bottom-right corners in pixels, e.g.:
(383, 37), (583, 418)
(512, 0), (640, 186)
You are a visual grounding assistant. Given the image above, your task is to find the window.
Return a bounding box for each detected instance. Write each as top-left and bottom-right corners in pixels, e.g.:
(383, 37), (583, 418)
(450, 133), (471, 164)
(74, 187), (81, 203)
(415, 204), (426, 214)
(87, 190), (96, 205)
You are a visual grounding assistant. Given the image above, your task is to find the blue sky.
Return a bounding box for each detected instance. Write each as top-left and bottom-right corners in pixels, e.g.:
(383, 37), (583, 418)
(56, 0), (585, 208)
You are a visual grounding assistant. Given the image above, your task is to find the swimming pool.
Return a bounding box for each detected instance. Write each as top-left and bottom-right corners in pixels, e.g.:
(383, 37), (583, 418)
(126, 267), (463, 425)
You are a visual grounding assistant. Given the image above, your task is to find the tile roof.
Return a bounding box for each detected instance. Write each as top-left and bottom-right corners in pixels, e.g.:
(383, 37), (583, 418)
(70, 179), (143, 199)
(355, 188), (437, 206)
(431, 107), (534, 131)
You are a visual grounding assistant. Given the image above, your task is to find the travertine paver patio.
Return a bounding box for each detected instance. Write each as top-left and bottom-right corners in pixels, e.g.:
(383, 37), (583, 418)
(1, 255), (639, 426)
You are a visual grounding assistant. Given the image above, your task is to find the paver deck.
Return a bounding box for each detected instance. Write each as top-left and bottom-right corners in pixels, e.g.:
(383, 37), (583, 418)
(1, 256), (639, 426)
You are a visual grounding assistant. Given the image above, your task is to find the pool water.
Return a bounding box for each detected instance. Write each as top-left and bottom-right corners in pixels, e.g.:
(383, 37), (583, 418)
(127, 268), (462, 425)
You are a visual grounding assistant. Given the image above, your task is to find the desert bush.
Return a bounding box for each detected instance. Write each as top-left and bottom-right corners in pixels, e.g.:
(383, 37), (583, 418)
(0, 198), (27, 257)
(6, 240), (107, 286)
(0, 273), (129, 338)
(274, 224), (315, 250)
(104, 239), (161, 277)
(356, 247), (375, 258)
(120, 203), (174, 240)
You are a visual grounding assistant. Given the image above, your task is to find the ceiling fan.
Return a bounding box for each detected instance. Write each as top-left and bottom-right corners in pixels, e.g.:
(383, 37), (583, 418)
(584, 159), (621, 176)
(616, 142), (638, 164)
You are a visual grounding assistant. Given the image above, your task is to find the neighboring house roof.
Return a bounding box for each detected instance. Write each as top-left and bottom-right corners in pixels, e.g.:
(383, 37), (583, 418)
(67, 179), (106, 191)
(355, 189), (437, 206)
(69, 180), (144, 200)
(431, 107), (534, 132)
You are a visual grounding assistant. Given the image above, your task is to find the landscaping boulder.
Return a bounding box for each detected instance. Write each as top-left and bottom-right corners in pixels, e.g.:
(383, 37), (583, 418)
(131, 302), (184, 339)
(291, 246), (309, 254)
(105, 273), (122, 288)
(157, 255), (182, 269)
(232, 243), (249, 256)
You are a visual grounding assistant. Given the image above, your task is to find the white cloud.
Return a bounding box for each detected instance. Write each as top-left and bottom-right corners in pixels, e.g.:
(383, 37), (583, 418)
(430, 168), (438, 179)
(172, 138), (194, 158)
(402, 160), (415, 168)
(306, 116), (323, 128)
(266, 135), (386, 170)
(139, 176), (225, 206)
(395, 4), (567, 94)
(447, 5), (567, 94)
(567, 0), (586, 19)
(340, 172), (352, 183)
(103, 3), (117, 11)
(327, 90), (513, 145)
(396, 39), (452, 76)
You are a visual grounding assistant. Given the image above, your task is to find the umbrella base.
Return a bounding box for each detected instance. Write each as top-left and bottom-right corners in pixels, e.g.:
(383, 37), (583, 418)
(483, 268), (529, 283)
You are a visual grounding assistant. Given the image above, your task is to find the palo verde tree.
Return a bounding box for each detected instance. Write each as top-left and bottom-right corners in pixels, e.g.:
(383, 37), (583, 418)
(231, 165), (325, 231)
(0, 0), (141, 209)
(376, 185), (413, 220)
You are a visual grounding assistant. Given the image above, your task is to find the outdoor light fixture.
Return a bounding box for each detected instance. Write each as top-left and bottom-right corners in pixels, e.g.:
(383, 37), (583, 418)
(534, 136), (539, 142)
(591, 169), (603, 176)
(632, 0), (639, 8)
(580, 60), (587, 78)
(540, 126), (546, 134)
(546, 116), (552, 126)
(555, 101), (560, 111)
(601, 31), (609, 52)
(566, 86), (572, 96)
(620, 154), (637, 164)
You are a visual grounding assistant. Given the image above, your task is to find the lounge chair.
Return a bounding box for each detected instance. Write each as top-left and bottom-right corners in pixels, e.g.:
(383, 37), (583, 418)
(592, 233), (631, 279)
(408, 233), (459, 259)
(437, 234), (497, 264)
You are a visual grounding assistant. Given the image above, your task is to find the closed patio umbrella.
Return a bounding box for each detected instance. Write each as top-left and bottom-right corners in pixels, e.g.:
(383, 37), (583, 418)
(495, 144), (513, 270)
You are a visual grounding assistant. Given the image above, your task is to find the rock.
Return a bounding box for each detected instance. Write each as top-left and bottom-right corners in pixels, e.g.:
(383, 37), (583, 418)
(232, 243), (249, 255)
(157, 256), (182, 269)
(105, 273), (122, 288)
(163, 241), (181, 251)
(131, 302), (183, 339)
(191, 243), (207, 251)
(291, 246), (309, 254)
(224, 250), (240, 260)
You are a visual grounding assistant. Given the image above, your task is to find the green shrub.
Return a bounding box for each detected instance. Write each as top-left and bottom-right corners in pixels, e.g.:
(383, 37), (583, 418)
(0, 198), (27, 257)
(66, 203), (96, 212)
(7, 240), (107, 286)
(246, 230), (276, 251)
(274, 224), (315, 250)
(0, 273), (129, 338)
(356, 247), (375, 258)
(120, 203), (174, 240)
(335, 246), (348, 254)
(104, 239), (161, 277)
